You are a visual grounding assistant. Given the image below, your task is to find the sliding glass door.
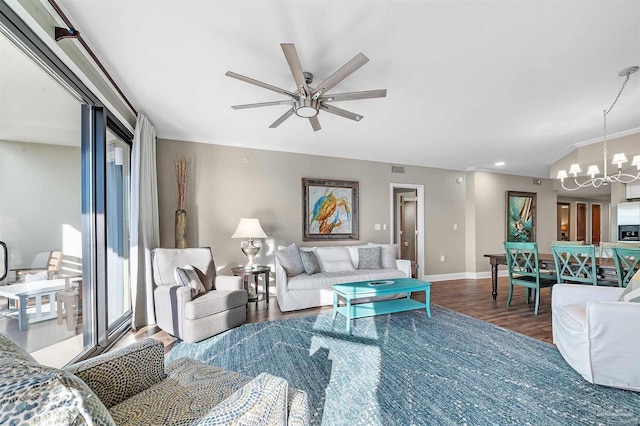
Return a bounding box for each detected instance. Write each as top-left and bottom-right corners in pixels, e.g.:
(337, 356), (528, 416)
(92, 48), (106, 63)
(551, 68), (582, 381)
(106, 129), (132, 329)
(0, 4), (134, 365)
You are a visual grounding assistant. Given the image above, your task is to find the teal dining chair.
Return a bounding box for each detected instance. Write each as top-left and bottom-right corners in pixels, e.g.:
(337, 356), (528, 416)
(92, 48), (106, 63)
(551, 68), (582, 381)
(612, 247), (640, 288)
(504, 242), (556, 315)
(551, 244), (606, 286)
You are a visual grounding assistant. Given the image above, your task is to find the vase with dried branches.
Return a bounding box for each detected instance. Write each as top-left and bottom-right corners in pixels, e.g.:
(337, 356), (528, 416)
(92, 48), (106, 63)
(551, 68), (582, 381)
(174, 156), (189, 248)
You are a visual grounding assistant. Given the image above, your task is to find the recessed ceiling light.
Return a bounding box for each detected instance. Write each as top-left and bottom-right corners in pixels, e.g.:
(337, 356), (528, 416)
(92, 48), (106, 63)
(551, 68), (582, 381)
(494, 161), (505, 167)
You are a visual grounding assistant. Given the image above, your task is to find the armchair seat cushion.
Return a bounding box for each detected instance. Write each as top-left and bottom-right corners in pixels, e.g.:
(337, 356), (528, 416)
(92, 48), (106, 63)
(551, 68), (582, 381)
(184, 289), (248, 320)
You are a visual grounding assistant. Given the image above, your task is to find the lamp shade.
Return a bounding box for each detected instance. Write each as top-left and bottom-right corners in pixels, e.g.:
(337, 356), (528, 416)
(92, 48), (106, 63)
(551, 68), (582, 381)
(586, 165), (600, 177)
(611, 153), (628, 166)
(231, 218), (268, 239)
(561, 224), (567, 232)
(568, 164), (582, 175)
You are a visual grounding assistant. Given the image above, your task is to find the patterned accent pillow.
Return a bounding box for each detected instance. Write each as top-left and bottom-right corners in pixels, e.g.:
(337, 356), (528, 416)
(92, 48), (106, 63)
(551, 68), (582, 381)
(175, 265), (207, 298)
(0, 360), (115, 425)
(619, 279), (640, 303)
(358, 247), (382, 269)
(299, 250), (321, 275)
(0, 332), (36, 363)
(274, 244), (305, 277)
(369, 243), (398, 269)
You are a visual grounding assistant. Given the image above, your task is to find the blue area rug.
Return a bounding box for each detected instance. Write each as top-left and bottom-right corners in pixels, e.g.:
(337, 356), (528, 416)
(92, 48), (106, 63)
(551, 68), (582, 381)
(167, 306), (640, 425)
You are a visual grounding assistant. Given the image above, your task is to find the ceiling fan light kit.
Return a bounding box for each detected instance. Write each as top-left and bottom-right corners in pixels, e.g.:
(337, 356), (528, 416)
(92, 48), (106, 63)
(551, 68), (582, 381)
(226, 43), (387, 131)
(556, 66), (640, 190)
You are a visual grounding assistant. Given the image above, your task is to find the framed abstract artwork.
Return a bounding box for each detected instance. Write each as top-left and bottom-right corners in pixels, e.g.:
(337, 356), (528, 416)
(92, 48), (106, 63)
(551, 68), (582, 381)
(302, 178), (359, 241)
(506, 191), (537, 242)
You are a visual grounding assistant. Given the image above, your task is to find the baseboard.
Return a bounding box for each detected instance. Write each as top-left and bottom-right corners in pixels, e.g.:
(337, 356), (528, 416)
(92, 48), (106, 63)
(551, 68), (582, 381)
(422, 270), (508, 282)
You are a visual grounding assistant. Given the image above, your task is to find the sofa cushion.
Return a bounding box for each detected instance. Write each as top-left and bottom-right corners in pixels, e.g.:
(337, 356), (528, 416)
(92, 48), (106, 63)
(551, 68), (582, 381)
(0, 360), (115, 425)
(175, 265), (207, 298)
(65, 339), (167, 410)
(108, 358), (253, 424)
(184, 289), (248, 320)
(274, 243), (305, 277)
(315, 246), (355, 272)
(368, 243), (398, 269)
(358, 247), (382, 269)
(347, 244), (369, 268)
(287, 269), (406, 291)
(299, 249), (321, 275)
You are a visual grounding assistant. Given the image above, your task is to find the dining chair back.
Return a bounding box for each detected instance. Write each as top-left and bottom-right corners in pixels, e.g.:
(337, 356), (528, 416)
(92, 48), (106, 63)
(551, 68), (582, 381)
(504, 242), (556, 315)
(551, 244), (601, 285)
(611, 247), (640, 288)
(599, 242), (640, 258)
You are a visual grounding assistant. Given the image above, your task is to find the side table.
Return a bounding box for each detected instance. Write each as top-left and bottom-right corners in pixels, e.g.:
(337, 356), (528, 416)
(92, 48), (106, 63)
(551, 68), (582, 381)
(231, 266), (270, 307)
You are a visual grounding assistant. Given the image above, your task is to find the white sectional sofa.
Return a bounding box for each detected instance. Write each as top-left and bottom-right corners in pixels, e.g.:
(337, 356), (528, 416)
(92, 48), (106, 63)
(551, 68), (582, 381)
(275, 243), (411, 312)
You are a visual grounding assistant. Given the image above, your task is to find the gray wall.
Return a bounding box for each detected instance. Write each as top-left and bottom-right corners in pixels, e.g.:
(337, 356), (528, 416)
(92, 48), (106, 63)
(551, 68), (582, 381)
(0, 140), (81, 279)
(156, 139), (560, 278)
(470, 172), (558, 273)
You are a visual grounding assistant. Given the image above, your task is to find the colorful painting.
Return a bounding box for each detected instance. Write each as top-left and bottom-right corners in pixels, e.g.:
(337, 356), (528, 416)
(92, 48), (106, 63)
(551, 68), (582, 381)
(506, 191), (537, 242)
(302, 178), (359, 241)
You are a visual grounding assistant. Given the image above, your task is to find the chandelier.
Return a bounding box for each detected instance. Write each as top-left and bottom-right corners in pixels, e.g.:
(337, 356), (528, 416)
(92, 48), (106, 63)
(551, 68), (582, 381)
(556, 66), (640, 191)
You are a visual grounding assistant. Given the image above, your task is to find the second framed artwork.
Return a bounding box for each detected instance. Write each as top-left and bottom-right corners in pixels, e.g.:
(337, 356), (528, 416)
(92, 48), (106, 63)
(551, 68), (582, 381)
(505, 191), (537, 242)
(302, 178), (359, 241)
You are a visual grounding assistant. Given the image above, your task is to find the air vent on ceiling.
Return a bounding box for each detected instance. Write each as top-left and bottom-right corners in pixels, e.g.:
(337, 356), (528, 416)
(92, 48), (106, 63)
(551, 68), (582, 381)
(391, 165), (405, 174)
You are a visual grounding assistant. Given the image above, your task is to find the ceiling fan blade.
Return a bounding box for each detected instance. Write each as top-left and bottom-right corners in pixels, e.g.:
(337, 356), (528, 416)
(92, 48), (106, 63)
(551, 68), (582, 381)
(311, 53), (369, 97)
(320, 89), (387, 102)
(226, 71), (297, 98)
(309, 116), (321, 132)
(231, 100), (294, 110)
(269, 107), (295, 128)
(321, 104), (363, 122)
(281, 43), (311, 99)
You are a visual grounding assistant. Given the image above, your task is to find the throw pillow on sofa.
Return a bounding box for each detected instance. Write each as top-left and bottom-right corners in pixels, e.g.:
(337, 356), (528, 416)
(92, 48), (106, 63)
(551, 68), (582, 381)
(358, 247), (382, 269)
(299, 249), (321, 275)
(274, 244), (305, 277)
(0, 359), (116, 425)
(619, 279), (640, 303)
(175, 265), (207, 298)
(315, 247), (355, 273)
(368, 243), (398, 269)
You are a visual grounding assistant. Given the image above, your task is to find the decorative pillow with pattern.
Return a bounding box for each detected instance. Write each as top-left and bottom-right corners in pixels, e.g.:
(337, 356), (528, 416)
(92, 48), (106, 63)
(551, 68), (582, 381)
(368, 243), (398, 269)
(274, 244), (305, 277)
(299, 250), (321, 275)
(358, 247), (382, 269)
(619, 279), (640, 303)
(174, 265), (207, 298)
(0, 360), (115, 425)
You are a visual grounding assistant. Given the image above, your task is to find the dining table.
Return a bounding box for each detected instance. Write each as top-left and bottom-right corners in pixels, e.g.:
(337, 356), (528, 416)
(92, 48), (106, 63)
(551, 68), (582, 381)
(483, 253), (617, 300)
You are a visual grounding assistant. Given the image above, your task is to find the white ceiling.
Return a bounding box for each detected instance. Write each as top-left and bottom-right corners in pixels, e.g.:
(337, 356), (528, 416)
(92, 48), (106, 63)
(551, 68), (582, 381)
(53, 1), (640, 178)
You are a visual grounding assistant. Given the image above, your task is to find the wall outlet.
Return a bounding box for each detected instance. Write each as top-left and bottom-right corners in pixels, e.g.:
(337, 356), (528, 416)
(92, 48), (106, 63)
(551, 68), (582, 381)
(375, 224), (381, 231)
(440, 252), (446, 262)
(453, 223), (458, 231)
(383, 224), (387, 230)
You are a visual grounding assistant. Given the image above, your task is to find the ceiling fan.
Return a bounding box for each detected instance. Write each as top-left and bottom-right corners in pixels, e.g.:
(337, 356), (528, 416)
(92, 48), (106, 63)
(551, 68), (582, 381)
(225, 43), (387, 132)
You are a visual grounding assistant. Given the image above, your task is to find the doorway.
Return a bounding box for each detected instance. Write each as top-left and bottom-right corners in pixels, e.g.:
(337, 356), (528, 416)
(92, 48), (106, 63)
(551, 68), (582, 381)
(390, 184), (424, 279)
(591, 204), (601, 246)
(557, 203), (571, 241)
(576, 202), (587, 242)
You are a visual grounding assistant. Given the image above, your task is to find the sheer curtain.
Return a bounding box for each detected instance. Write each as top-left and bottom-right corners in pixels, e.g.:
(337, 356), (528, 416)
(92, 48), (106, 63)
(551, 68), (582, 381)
(130, 114), (159, 328)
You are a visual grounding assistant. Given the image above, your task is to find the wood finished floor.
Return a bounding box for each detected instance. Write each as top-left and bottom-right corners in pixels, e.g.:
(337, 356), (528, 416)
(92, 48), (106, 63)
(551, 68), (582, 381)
(115, 276), (553, 355)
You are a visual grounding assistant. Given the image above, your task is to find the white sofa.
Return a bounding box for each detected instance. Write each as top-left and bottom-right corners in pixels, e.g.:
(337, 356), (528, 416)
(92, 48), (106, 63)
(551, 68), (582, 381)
(275, 244), (411, 312)
(552, 279), (640, 391)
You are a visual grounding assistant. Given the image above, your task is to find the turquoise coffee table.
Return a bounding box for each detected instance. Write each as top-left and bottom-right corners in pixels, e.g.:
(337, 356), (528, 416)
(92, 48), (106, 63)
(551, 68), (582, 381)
(332, 277), (431, 331)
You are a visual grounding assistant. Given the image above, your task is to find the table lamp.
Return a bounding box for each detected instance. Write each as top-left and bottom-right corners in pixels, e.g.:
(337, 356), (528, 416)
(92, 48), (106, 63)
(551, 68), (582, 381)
(231, 218), (268, 270)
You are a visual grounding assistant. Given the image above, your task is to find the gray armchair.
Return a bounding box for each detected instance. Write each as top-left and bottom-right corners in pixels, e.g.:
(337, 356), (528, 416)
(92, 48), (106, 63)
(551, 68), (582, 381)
(152, 247), (247, 343)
